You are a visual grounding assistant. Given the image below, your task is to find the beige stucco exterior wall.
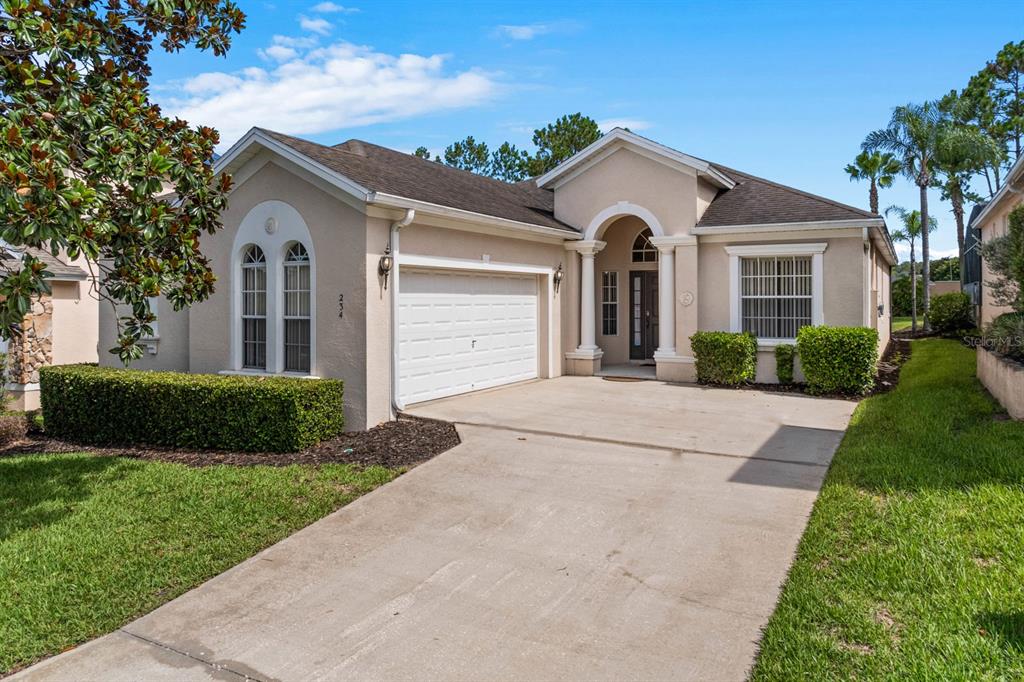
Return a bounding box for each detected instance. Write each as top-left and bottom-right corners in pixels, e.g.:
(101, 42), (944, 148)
(697, 231), (866, 383)
(593, 216), (658, 364)
(99, 296), (191, 372)
(50, 279), (98, 366)
(187, 159), (371, 429)
(979, 197), (1020, 325)
(553, 147), (700, 237)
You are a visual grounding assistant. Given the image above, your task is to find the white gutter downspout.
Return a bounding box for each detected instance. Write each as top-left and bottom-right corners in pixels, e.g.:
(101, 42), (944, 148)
(390, 209), (415, 416)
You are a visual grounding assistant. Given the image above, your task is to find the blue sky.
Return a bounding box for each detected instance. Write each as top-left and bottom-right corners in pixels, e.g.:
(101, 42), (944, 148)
(149, 0), (1024, 261)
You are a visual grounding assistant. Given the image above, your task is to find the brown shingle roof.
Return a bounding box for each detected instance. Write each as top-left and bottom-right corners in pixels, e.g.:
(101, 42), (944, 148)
(0, 246), (86, 280)
(259, 129), (574, 233)
(698, 164), (879, 227)
(257, 129), (879, 233)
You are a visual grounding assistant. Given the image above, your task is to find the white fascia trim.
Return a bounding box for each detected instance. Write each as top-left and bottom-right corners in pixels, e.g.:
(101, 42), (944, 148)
(215, 128), (371, 202)
(369, 192), (579, 241)
(725, 242), (827, 256)
(972, 154), (1024, 228)
(398, 253), (555, 276)
(694, 218), (884, 235)
(535, 128), (734, 190)
(47, 273), (88, 282)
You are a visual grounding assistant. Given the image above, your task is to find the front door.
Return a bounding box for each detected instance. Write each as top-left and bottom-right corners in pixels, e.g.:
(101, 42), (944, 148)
(629, 271), (659, 361)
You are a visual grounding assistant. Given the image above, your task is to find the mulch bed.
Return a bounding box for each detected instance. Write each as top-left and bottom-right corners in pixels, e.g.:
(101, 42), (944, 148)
(0, 414), (460, 468)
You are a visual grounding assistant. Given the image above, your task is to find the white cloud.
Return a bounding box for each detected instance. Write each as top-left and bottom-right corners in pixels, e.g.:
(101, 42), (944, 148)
(259, 44), (298, 62)
(597, 118), (652, 133)
(311, 2), (359, 13)
(165, 41), (500, 149)
(299, 15), (333, 35)
(495, 23), (553, 40)
(272, 34), (319, 49)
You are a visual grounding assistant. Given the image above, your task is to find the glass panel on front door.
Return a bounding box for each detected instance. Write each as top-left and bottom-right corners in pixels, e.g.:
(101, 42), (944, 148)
(629, 271), (658, 360)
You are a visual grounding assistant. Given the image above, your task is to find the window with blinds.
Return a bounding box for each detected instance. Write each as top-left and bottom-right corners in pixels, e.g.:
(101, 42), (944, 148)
(283, 242), (311, 373)
(241, 245), (267, 369)
(740, 255), (812, 339)
(602, 271), (618, 335)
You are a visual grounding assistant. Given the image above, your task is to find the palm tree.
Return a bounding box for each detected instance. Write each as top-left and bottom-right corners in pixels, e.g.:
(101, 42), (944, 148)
(844, 150), (902, 214)
(886, 205), (938, 331)
(931, 124), (1001, 282)
(864, 102), (945, 328)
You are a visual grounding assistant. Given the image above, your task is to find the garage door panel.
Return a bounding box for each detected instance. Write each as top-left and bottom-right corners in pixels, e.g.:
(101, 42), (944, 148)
(399, 269), (539, 404)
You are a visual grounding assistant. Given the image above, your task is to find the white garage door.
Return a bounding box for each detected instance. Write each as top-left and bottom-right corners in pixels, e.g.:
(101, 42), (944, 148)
(398, 268), (539, 405)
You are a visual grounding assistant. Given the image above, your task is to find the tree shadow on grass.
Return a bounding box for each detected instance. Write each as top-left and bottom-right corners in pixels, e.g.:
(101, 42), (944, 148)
(978, 612), (1024, 653)
(0, 455), (138, 542)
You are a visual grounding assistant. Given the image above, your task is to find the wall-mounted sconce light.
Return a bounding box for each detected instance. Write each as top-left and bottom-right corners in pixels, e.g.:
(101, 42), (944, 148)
(379, 246), (393, 289)
(877, 303), (885, 318)
(553, 263), (564, 293)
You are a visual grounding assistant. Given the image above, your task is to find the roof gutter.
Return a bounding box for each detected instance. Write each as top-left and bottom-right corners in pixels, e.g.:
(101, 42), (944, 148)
(389, 208), (415, 416)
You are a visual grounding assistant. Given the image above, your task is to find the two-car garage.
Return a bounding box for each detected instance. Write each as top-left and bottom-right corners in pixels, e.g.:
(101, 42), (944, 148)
(397, 268), (541, 405)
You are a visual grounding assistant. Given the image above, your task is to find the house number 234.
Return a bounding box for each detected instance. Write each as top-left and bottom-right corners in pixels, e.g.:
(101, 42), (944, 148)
(338, 294), (344, 318)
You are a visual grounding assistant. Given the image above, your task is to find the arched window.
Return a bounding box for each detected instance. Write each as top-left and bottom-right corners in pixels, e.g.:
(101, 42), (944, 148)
(241, 245), (267, 369)
(283, 242), (311, 373)
(631, 228), (658, 262)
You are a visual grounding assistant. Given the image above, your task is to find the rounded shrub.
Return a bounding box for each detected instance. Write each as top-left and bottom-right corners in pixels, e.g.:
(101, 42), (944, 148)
(40, 365), (345, 452)
(796, 326), (879, 395)
(926, 292), (973, 334)
(774, 344), (796, 384)
(690, 331), (757, 385)
(984, 313), (1024, 362)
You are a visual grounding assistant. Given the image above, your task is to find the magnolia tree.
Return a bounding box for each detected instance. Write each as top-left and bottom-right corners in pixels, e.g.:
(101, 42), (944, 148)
(0, 0), (245, 362)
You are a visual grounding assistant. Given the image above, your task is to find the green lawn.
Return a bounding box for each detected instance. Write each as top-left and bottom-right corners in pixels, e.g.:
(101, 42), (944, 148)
(892, 316), (914, 331)
(0, 455), (399, 674)
(752, 339), (1024, 680)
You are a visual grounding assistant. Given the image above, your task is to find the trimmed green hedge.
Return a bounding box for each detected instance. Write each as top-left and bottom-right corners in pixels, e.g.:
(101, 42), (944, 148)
(927, 292), (973, 333)
(775, 344), (796, 384)
(40, 365), (344, 452)
(796, 326), (879, 395)
(690, 331), (757, 385)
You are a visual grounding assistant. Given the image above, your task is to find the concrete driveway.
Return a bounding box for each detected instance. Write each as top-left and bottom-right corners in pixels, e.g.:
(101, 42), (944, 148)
(17, 377), (855, 682)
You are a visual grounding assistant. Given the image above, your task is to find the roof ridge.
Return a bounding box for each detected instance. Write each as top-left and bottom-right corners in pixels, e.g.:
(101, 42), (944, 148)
(709, 162), (879, 219)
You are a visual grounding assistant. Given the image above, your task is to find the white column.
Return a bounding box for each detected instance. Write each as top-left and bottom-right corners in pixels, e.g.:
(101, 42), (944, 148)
(654, 243), (676, 357)
(565, 240), (605, 357)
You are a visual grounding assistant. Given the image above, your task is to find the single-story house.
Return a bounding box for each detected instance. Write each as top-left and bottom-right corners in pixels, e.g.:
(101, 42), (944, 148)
(1, 246), (98, 409)
(974, 153), (1024, 326)
(99, 127), (894, 430)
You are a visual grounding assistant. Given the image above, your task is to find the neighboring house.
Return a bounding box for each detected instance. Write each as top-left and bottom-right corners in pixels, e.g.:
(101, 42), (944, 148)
(1, 247), (98, 409)
(974, 153), (1024, 326)
(99, 128), (894, 430)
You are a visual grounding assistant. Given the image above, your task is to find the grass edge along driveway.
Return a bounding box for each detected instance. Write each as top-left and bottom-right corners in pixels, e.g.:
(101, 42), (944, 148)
(752, 339), (1024, 680)
(0, 457), (399, 674)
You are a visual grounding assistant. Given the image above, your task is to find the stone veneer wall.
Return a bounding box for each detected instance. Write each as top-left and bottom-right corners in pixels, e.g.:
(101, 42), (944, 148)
(7, 294), (53, 385)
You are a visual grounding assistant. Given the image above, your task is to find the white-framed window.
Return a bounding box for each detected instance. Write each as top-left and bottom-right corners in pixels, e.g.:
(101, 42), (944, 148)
(631, 228), (658, 263)
(601, 271), (618, 335)
(740, 256), (811, 339)
(282, 242), (311, 373)
(726, 243), (826, 342)
(241, 245), (267, 369)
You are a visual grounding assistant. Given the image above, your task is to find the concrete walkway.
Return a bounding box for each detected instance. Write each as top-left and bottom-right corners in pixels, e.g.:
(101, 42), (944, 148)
(16, 377), (856, 681)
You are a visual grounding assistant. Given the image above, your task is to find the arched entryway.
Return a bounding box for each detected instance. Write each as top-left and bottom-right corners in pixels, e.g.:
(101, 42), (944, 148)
(566, 204), (683, 374)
